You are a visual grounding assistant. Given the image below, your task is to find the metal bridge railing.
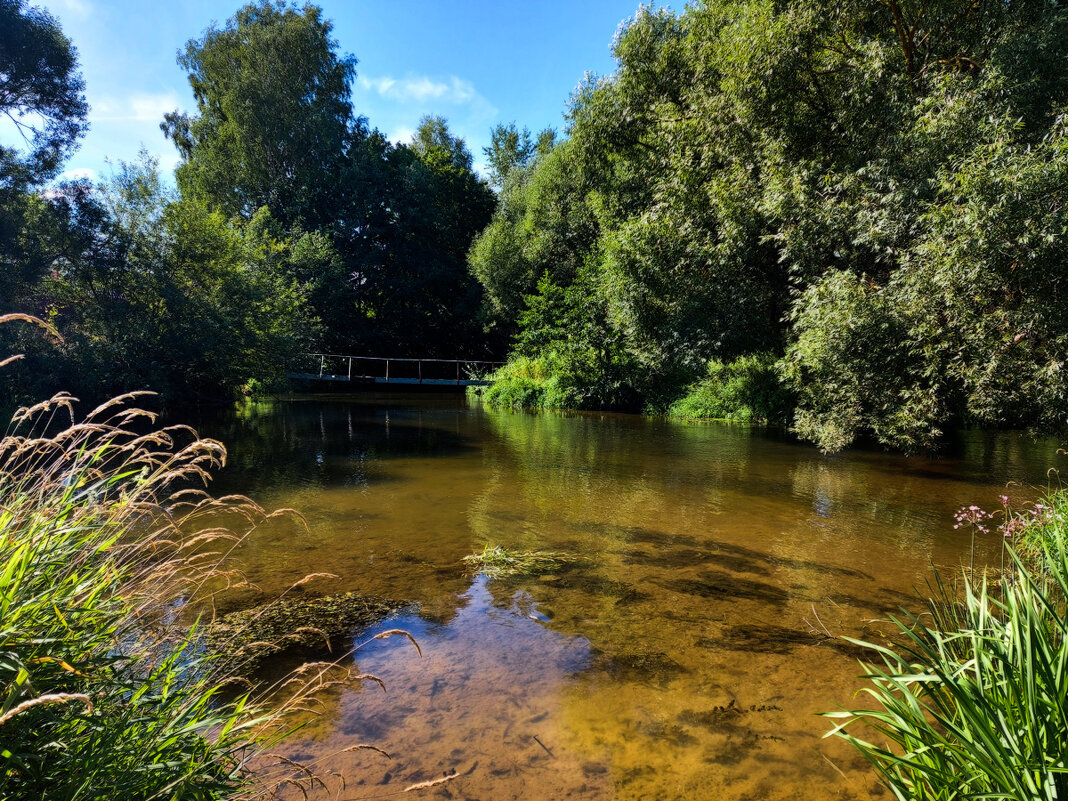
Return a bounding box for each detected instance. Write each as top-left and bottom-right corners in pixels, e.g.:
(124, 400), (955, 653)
(291, 354), (504, 386)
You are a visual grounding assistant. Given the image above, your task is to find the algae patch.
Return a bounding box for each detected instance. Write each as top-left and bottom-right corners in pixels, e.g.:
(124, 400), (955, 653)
(205, 591), (412, 667)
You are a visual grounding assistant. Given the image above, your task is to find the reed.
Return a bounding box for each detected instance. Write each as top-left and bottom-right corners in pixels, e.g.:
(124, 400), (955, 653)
(827, 491), (1068, 800)
(0, 318), (383, 799)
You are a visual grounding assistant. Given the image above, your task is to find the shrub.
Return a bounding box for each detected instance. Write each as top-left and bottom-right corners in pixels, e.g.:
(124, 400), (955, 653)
(479, 349), (639, 411)
(668, 353), (793, 424)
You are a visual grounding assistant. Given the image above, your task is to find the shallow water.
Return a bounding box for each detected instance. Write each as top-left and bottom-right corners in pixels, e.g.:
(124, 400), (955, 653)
(196, 395), (1064, 800)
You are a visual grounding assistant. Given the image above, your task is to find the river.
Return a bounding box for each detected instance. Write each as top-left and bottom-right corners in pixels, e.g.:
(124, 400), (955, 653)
(196, 394), (1063, 801)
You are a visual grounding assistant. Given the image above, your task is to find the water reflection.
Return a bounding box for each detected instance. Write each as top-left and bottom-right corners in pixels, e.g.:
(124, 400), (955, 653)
(195, 397), (1065, 800)
(283, 575), (600, 799)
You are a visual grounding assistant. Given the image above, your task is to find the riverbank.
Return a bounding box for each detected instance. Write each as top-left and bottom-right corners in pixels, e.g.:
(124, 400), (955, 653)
(467, 352), (794, 423)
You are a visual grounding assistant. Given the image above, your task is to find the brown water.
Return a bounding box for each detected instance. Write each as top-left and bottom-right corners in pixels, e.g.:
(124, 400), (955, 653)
(198, 395), (1064, 801)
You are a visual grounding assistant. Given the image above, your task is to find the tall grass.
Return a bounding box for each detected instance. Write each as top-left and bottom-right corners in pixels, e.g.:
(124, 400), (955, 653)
(0, 316), (374, 799)
(477, 354), (565, 410)
(827, 492), (1068, 800)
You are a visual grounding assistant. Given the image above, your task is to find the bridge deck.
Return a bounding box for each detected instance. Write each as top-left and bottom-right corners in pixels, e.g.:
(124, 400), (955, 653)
(287, 354), (501, 388)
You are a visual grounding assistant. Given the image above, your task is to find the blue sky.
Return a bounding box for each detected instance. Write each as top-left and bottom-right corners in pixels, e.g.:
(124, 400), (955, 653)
(31, 0), (670, 183)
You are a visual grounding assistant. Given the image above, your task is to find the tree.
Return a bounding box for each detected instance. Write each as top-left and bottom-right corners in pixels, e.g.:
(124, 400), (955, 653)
(345, 118), (494, 357)
(483, 123), (532, 189)
(0, 0), (88, 334)
(0, 0), (87, 186)
(469, 139), (599, 330)
(163, 0), (359, 228)
(470, 0), (1068, 446)
(5, 155), (316, 404)
(482, 122), (558, 189)
(409, 114), (474, 172)
(164, 9), (499, 362)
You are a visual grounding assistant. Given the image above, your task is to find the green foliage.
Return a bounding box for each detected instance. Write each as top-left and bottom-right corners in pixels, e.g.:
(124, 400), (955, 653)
(479, 352), (582, 411)
(781, 271), (929, 453)
(164, 6), (496, 360)
(669, 353), (793, 424)
(828, 490), (1068, 799)
(360, 118), (495, 357)
(479, 350), (639, 413)
(469, 139), (600, 334)
(409, 114), (474, 172)
(163, 0), (357, 228)
(0, 0), (87, 185)
(479, 266), (638, 411)
(483, 123), (534, 189)
(24, 154), (317, 404)
(1, 3), (500, 409)
(470, 0), (1068, 449)
(482, 123), (556, 189)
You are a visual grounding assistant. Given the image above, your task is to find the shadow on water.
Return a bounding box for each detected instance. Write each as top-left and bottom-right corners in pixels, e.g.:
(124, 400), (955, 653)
(535, 572), (650, 605)
(699, 625), (873, 659)
(653, 571), (791, 606)
(614, 527), (874, 579)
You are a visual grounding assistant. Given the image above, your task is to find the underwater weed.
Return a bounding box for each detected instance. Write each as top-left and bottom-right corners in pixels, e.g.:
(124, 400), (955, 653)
(462, 544), (585, 579)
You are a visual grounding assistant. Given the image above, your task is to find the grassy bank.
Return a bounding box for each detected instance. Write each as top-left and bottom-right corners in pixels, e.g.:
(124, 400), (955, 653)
(472, 350), (638, 412)
(475, 351), (794, 425)
(667, 353), (793, 424)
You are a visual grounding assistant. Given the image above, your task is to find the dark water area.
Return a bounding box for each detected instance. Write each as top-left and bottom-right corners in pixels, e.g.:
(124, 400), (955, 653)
(192, 395), (1065, 800)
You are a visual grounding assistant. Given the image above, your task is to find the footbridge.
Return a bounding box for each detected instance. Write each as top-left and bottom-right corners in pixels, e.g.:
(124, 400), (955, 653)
(288, 354), (503, 387)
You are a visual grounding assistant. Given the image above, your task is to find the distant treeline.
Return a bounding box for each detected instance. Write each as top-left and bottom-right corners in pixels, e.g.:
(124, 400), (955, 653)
(472, 0), (1068, 452)
(0, 1), (495, 407)
(5, 0), (1068, 452)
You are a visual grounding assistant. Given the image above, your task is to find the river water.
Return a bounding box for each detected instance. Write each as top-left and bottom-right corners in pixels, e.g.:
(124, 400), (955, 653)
(198, 395), (1063, 801)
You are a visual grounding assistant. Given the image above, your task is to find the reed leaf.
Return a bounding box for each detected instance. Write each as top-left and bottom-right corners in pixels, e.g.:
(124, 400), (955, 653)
(828, 492), (1068, 800)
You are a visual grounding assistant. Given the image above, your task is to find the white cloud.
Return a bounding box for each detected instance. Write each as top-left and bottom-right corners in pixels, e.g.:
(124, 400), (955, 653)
(357, 74), (497, 118)
(356, 73), (498, 170)
(62, 167), (96, 181)
(360, 74), (470, 105)
(386, 125), (416, 146)
(92, 92), (182, 123)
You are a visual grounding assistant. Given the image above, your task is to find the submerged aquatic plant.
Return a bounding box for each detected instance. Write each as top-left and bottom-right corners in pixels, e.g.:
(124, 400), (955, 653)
(827, 491), (1068, 800)
(462, 544), (584, 579)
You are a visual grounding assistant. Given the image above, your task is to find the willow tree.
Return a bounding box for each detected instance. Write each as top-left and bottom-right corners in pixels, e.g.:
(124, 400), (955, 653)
(470, 0), (1068, 447)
